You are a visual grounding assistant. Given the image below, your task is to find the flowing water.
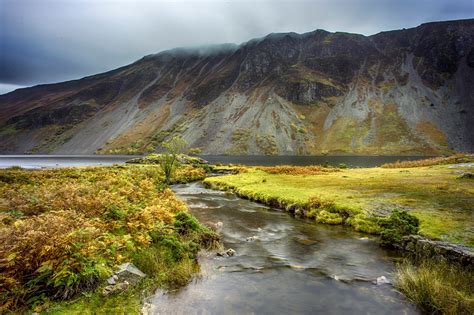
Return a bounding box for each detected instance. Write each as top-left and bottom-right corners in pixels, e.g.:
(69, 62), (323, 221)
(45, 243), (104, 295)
(147, 182), (418, 314)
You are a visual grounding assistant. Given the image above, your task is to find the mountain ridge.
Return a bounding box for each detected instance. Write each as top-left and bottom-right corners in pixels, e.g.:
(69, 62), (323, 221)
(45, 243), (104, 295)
(1, 19), (473, 155)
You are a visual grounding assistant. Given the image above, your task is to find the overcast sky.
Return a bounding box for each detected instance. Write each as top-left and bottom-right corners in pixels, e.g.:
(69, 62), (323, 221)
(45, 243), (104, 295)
(1, 0), (473, 94)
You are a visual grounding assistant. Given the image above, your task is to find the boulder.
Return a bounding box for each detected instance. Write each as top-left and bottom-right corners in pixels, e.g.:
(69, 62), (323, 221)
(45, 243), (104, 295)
(115, 262), (146, 284)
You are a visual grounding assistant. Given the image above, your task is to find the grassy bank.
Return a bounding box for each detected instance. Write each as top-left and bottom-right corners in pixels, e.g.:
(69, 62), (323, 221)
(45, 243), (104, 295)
(0, 164), (216, 313)
(204, 158), (474, 313)
(395, 259), (474, 314)
(203, 162), (473, 247)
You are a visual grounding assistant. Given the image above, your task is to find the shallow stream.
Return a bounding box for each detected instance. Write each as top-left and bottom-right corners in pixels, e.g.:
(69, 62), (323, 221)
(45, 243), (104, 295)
(147, 182), (418, 314)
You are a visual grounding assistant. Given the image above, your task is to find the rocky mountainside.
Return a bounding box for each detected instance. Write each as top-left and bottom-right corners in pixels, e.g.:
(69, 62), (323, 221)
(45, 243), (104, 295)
(1, 19), (473, 155)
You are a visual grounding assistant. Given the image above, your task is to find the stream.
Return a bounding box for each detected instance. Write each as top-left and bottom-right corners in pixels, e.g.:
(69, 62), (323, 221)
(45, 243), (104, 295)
(146, 182), (418, 314)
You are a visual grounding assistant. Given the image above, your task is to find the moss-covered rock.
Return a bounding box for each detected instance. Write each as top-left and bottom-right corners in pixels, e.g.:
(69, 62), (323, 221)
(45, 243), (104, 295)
(316, 210), (343, 224)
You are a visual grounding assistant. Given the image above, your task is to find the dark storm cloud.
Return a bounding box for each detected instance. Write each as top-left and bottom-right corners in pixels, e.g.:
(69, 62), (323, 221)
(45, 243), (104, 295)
(1, 0), (473, 94)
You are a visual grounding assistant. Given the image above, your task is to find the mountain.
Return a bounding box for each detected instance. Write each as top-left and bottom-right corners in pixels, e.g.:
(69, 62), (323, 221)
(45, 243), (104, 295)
(1, 19), (473, 155)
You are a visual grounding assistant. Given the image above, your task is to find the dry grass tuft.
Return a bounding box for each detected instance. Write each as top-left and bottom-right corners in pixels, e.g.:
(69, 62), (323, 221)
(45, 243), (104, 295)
(381, 154), (473, 168)
(395, 259), (474, 314)
(256, 165), (339, 175)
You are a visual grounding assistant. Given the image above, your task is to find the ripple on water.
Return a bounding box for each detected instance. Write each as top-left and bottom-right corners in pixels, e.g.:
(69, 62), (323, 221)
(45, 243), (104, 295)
(148, 182), (420, 314)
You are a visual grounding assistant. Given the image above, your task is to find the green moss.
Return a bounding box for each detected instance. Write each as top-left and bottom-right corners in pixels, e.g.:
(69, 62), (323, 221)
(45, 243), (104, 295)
(316, 210), (343, 224)
(346, 214), (381, 234)
(204, 164), (473, 247)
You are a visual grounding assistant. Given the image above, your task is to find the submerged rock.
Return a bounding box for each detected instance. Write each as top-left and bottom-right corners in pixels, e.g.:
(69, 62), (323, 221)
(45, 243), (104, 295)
(217, 248), (236, 257)
(375, 276), (391, 285)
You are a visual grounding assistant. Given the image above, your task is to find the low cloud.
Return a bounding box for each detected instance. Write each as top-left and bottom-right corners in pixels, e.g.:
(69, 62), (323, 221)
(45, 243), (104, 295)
(1, 0), (472, 88)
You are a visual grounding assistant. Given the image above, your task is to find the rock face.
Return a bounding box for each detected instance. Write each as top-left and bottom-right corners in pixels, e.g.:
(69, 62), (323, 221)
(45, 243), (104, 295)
(1, 19), (473, 155)
(401, 235), (473, 268)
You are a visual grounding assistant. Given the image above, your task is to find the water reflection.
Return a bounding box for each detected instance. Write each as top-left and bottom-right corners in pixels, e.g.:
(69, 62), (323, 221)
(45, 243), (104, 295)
(147, 182), (418, 314)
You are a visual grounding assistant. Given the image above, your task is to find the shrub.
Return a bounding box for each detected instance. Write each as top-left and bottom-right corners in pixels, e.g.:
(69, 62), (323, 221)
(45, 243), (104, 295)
(378, 210), (419, 247)
(306, 196), (335, 209)
(174, 212), (202, 234)
(0, 170), (31, 184)
(158, 136), (188, 184)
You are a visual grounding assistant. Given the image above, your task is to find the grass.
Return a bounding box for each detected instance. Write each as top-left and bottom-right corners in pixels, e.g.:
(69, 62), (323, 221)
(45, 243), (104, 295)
(0, 164), (215, 313)
(381, 154), (473, 168)
(255, 165), (339, 175)
(204, 163), (474, 247)
(395, 259), (474, 314)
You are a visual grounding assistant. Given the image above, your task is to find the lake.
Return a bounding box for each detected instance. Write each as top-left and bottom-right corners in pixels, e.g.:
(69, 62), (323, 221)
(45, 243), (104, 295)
(0, 155), (432, 168)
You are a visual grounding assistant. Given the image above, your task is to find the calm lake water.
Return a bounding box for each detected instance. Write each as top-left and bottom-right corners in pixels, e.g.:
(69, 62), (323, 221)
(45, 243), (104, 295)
(0, 155), (139, 169)
(199, 155), (433, 167)
(0, 155), (431, 168)
(145, 183), (418, 314)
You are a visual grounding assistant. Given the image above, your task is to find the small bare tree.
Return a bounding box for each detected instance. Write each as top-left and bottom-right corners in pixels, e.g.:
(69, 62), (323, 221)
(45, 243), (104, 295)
(159, 136), (188, 184)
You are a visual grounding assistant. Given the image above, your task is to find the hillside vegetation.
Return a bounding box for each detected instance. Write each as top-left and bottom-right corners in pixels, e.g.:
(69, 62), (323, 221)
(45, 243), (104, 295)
(1, 20), (473, 155)
(0, 165), (216, 313)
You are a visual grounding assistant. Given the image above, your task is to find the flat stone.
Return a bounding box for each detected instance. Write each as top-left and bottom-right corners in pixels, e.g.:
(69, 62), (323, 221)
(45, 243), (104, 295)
(114, 262), (146, 285)
(102, 281), (129, 296)
(217, 248), (236, 257)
